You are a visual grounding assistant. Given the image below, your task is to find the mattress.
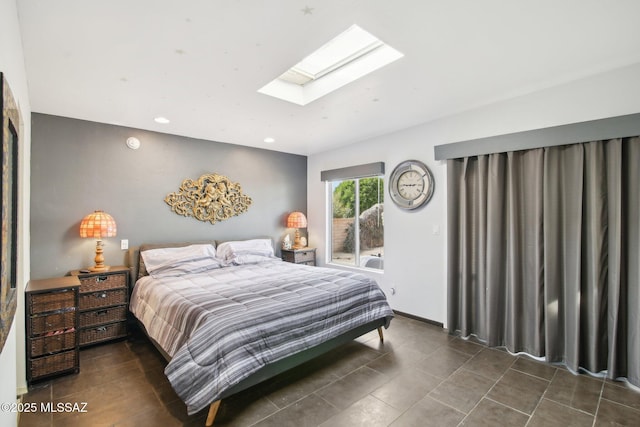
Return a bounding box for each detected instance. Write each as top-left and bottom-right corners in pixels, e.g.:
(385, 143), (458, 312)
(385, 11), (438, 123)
(129, 259), (393, 414)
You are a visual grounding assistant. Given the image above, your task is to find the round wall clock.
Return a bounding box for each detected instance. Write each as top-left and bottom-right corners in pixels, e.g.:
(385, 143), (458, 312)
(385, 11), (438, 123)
(389, 160), (435, 210)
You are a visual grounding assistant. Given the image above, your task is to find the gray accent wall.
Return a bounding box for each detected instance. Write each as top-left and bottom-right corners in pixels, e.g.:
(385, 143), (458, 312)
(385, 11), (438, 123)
(30, 114), (307, 279)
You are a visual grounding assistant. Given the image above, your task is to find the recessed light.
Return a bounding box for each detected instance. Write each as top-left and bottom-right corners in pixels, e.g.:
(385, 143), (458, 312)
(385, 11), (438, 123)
(264, 137), (275, 143)
(154, 116), (170, 124)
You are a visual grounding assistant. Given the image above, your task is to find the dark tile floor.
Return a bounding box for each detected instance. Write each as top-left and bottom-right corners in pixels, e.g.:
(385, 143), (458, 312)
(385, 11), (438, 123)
(19, 315), (640, 427)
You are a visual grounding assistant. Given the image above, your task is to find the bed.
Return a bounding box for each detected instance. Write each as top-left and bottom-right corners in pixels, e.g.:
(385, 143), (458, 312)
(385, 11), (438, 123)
(128, 239), (394, 426)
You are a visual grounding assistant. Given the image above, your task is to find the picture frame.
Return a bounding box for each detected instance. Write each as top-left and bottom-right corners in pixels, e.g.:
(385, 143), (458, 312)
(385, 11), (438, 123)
(0, 72), (20, 353)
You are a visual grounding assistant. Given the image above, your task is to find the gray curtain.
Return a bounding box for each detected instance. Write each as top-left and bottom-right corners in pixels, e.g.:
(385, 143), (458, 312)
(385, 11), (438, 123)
(447, 137), (639, 386)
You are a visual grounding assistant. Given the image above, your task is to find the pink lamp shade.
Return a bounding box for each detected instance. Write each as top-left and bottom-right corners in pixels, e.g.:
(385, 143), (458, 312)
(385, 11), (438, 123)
(286, 211), (307, 249)
(286, 211), (307, 229)
(80, 210), (117, 271)
(80, 210), (117, 238)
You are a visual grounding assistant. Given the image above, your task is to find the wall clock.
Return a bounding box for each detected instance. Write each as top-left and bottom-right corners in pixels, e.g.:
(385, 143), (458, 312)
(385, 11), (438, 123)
(389, 160), (434, 210)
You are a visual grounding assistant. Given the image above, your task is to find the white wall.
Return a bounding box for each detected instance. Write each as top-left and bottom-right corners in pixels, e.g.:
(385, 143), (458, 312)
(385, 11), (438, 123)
(1, 0), (32, 425)
(308, 61), (640, 327)
(0, 326), (18, 424)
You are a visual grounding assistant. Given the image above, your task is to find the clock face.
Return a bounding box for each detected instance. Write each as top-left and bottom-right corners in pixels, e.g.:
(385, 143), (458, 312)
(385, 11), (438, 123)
(389, 160), (434, 210)
(398, 170), (425, 199)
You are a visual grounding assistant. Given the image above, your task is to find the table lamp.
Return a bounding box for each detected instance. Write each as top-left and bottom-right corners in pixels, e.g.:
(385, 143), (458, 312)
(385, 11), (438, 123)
(286, 211), (307, 249)
(79, 210), (117, 271)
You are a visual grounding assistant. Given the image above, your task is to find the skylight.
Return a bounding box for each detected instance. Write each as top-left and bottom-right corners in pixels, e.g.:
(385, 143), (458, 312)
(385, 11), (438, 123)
(258, 25), (404, 106)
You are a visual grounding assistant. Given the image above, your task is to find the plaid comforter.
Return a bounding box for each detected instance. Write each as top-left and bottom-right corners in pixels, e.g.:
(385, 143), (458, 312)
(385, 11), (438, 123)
(129, 259), (393, 414)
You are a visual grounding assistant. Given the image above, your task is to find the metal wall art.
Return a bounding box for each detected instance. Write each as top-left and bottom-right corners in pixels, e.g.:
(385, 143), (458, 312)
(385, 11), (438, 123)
(165, 173), (252, 224)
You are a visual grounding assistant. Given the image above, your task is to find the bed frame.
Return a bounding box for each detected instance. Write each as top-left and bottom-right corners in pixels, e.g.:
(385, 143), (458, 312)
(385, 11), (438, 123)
(127, 243), (387, 426)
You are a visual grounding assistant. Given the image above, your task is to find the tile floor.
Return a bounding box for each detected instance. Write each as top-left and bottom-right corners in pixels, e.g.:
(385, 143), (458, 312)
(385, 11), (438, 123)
(19, 315), (640, 427)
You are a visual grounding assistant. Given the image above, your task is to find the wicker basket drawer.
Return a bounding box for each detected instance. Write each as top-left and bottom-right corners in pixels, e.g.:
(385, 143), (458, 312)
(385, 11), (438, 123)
(30, 310), (76, 336)
(281, 252), (295, 263)
(80, 321), (127, 346)
(29, 350), (78, 380)
(296, 250), (315, 263)
(30, 331), (76, 357)
(78, 288), (127, 310)
(79, 306), (127, 328)
(282, 249), (316, 264)
(79, 272), (127, 293)
(29, 290), (75, 315)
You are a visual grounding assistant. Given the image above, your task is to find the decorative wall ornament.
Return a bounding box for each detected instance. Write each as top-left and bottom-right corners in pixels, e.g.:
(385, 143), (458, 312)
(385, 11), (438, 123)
(165, 173), (252, 224)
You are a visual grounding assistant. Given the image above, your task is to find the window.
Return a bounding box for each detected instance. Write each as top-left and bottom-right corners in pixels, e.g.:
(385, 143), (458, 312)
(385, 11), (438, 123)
(258, 25), (404, 106)
(322, 163), (384, 270)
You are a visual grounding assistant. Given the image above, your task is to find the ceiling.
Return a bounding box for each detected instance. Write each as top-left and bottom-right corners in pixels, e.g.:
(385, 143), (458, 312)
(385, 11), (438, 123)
(17, 0), (640, 156)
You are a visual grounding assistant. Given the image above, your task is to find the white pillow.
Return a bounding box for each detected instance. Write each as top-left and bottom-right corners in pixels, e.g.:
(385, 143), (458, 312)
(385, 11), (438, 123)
(216, 239), (278, 265)
(141, 244), (223, 277)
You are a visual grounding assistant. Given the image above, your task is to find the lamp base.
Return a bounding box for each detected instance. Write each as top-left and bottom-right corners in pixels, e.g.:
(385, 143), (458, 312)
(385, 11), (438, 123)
(292, 229), (306, 249)
(90, 239), (110, 272)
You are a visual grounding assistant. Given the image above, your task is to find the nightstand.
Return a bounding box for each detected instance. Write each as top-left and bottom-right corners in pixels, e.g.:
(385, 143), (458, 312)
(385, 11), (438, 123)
(281, 248), (316, 266)
(69, 266), (130, 347)
(26, 276), (80, 383)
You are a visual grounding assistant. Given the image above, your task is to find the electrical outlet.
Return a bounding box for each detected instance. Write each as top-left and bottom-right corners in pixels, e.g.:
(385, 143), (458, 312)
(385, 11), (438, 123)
(120, 239), (129, 250)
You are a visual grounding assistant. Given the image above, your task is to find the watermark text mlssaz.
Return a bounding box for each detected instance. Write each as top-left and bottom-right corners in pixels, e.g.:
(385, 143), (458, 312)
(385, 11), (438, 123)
(1, 402), (88, 413)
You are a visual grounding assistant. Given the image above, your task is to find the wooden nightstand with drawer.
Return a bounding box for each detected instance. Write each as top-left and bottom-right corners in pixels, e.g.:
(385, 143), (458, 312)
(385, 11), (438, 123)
(69, 266), (130, 347)
(281, 248), (316, 266)
(26, 276), (80, 383)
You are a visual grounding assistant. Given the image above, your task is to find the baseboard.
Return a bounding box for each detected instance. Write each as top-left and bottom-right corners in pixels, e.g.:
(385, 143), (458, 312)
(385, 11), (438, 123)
(393, 310), (444, 329)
